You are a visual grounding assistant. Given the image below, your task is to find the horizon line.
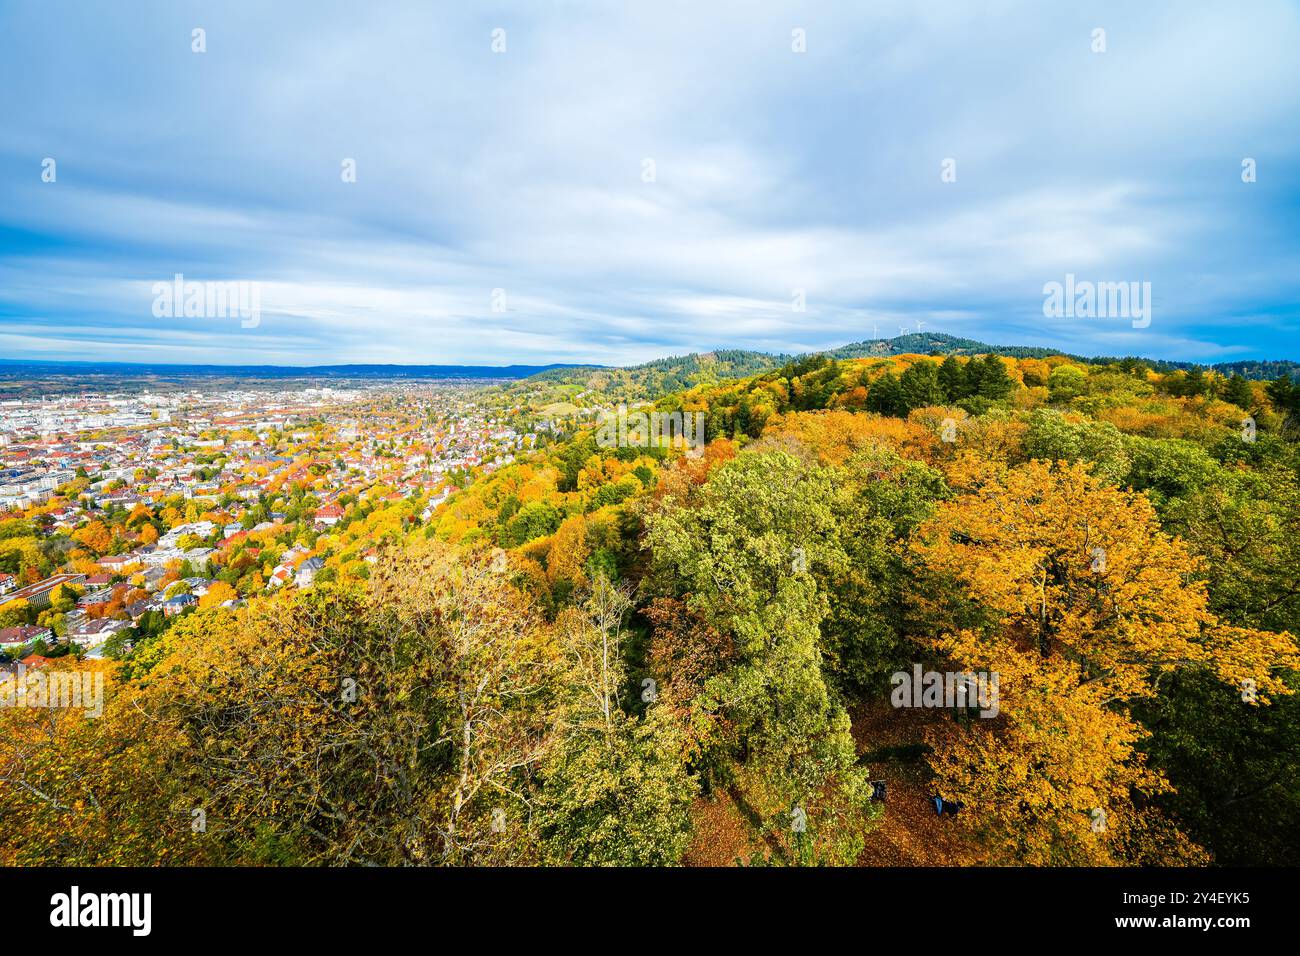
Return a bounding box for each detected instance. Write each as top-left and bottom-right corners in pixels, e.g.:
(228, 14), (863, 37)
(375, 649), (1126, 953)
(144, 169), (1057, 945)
(0, 333), (1296, 374)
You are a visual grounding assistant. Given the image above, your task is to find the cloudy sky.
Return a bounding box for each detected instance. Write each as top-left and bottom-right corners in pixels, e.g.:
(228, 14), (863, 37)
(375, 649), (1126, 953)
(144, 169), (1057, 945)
(1, 1), (1298, 366)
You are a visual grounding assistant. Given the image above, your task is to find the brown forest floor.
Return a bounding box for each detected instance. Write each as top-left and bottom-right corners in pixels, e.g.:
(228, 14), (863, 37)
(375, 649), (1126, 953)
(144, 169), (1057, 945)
(850, 700), (985, 866)
(682, 788), (764, 866)
(684, 699), (986, 866)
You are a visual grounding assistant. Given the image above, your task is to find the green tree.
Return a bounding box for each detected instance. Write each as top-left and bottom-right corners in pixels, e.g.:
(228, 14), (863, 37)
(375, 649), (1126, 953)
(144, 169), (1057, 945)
(897, 360), (946, 412)
(643, 451), (872, 859)
(539, 708), (696, 864)
(974, 353), (1014, 400)
(504, 500), (562, 546)
(1134, 667), (1300, 865)
(1222, 374), (1254, 410)
(1266, 375), (1299, 432)
(535, 576), (697, 866)
(1022, 409), (1131, 486)
(938, 356), (967, 401)
(866, 371), (903, 417)
(1048, 365), (1088, 403)
(818, 451), (944, 693)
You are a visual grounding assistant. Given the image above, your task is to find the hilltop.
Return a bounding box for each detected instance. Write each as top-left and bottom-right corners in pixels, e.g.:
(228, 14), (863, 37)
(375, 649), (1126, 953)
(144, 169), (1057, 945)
(493, 333), (1300, 410)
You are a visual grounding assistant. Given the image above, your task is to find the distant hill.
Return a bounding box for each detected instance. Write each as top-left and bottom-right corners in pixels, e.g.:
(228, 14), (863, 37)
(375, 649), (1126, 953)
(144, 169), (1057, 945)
(4, 336), (1296, 401)
(832, 332), (1300, 379)
(1206, 359), (1300, 381)
(492, 349), (785, 409)
(830, 332), (1067, 361)
(498, 333), (1300, 410)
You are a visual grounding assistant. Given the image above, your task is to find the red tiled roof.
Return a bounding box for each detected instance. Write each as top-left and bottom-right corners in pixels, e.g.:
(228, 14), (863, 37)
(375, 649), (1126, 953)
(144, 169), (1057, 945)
(0, 625), (51, 645)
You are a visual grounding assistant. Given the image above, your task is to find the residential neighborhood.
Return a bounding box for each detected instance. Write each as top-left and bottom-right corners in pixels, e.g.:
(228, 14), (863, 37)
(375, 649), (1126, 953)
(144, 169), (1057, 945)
(0, 379), (534, 661)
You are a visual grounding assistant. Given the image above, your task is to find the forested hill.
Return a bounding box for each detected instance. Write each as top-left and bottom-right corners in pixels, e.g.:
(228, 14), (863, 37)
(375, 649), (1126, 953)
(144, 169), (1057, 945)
(831, 332), (1300, 378)
(1210, 359), (1300, 381)
(498, 333), (1300, 412)
(491, 349), (784, 411)
(829, 332), (1067, 361)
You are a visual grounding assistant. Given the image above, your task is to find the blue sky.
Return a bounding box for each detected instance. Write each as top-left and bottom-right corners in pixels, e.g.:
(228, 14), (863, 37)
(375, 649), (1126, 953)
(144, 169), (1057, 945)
(1, 0), (1298, 366)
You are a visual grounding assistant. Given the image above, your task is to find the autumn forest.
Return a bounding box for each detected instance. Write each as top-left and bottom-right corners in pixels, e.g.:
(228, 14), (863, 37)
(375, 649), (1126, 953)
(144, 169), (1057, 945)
(4, 343), (1298, 868)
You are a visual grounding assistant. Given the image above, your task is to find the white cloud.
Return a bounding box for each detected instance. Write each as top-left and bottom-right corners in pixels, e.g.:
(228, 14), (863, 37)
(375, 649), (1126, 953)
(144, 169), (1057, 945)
(0, 0), (1297, 364)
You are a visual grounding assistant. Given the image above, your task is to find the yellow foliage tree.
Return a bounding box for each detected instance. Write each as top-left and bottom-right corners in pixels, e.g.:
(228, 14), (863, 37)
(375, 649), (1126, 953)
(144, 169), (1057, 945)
(547, 515), (590, 585)
(198, 581), (237, 609)
(911, 460), (1299, 864)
